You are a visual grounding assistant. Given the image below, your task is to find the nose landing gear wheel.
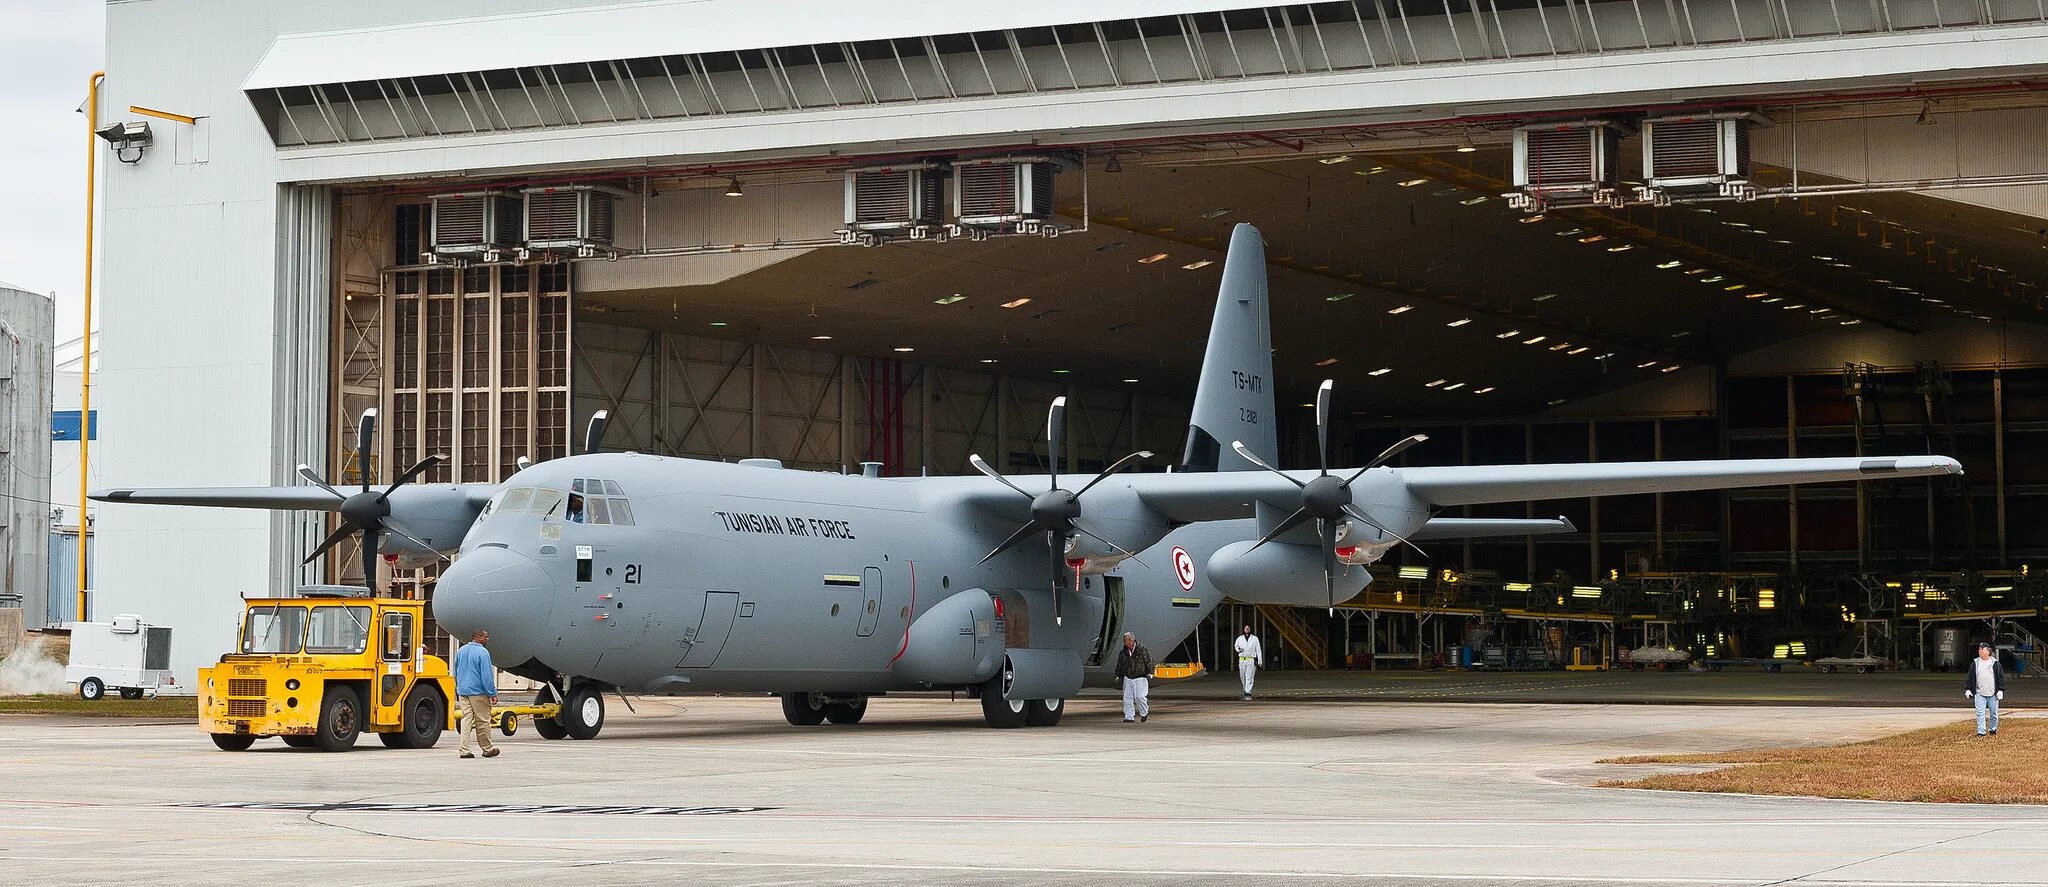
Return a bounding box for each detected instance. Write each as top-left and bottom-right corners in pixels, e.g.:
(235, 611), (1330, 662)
(1024, 698), (1063, 727)
(533, 686), (569, 740)
(563, 684), (606, 740)
(781, 692), (826, 726)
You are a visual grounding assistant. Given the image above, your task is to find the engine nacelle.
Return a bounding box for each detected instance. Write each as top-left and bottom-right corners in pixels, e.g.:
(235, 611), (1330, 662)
(892, 589), (1004, 686)
(990, 647), (1084, 702)
(1207, 540), (1371, 608)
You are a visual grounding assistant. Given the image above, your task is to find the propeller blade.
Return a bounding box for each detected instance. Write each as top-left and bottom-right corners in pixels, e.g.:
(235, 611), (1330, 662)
(301, 523), (358, 566)
(1315, 379), (1333, 476)
(1231, 441), (1306, 489)
(583, 410), (610, 454)
(1322, 518), (1340, 616)
(1072, 450), (1154, 498)
(379, 516), (448, 561)
(378, 454), (444, 502)
(1344, 433), (1430, 486)
(1046, 397), (1065, 490)
(1047, 534), (1066, 626)
(1341, 504), (1428, 558)
(296, 464), (346, 501)
(360, 527), (383, 593)
(1241, 507), (1313, 556)
(1070, 518), (1145, 566)
(976, 521), (1044, 566)
(356, 409), (377, 493)
(968, 454), (1037, 501)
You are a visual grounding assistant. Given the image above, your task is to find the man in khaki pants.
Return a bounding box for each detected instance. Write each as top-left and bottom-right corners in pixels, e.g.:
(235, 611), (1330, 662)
(453, 629), (500, 758)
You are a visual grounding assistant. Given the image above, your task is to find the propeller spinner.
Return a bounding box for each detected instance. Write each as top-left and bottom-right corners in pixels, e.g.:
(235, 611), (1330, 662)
(968, 397), (1151, 625)
(297, 409), (446, 589)
(1232, 379), (1429, 613)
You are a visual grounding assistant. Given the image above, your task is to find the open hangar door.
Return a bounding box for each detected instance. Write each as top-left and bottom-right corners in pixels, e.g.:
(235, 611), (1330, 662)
(320, 99), (2048, 662)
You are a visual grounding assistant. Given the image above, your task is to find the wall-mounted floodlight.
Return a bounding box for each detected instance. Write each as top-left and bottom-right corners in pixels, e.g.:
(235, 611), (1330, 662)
(95, 120), (152, 163)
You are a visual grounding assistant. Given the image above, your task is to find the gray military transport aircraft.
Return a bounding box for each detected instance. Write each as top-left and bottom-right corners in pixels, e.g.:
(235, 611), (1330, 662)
(96, 223), (1961, 738)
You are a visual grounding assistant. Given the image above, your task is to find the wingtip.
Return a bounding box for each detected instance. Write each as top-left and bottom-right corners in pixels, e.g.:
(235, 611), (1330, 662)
(88, 489), (126, 502)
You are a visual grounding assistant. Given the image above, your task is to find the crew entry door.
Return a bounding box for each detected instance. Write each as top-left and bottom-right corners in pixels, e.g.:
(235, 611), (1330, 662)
(856, 567), (883, 637)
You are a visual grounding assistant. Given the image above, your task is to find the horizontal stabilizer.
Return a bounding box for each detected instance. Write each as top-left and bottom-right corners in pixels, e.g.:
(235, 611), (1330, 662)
(90, 487), (345, 510)
(1400, 456), (1962, 507)
(1412, 517), (1576, 540)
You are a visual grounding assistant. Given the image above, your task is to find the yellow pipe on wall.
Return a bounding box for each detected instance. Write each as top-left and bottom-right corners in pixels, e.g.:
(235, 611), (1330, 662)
(78, 70), (104, 623)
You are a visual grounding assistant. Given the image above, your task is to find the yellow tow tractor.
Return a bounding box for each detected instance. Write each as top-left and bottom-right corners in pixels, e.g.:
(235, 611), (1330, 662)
(200, 586), (456, 752)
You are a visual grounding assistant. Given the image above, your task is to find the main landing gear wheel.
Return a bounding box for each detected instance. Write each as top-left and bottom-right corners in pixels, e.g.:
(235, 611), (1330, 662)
(533, 686), (569, 740)
(379, 686), (445, 749)
(824, 697), (867, 725)
(210, 733), (256, 751)
(314, 687), (364, 752)
(563, 684), (606, 740)
(781, 692), (827, 726)
(78, 677), (103, 701)
(1024, 698), (1063, 727)
(979, 677), (1028, 729)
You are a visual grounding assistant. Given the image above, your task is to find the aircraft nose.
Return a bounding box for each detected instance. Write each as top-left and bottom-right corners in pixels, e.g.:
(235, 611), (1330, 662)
(434, 545), (551, 662)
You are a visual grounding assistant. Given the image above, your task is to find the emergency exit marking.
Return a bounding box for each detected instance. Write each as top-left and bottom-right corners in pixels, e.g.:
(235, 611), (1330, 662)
(176, 801), (777, 816)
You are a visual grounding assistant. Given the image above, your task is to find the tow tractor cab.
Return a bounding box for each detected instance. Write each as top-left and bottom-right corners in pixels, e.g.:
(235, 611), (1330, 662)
(200, 585), (455, 752)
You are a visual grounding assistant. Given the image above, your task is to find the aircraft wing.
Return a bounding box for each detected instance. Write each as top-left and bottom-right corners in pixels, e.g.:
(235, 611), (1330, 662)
(91, 486), (346, 510)
(1396, 456), (1962, 507)
(1412, 517), (1575, 540)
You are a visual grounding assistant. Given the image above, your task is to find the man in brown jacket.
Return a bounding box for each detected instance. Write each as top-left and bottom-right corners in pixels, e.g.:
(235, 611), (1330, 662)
(1116, 631), (1154, 723)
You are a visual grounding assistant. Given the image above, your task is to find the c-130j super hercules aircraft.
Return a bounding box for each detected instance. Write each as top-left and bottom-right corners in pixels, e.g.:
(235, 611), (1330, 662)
(97, 224), (1961, 737)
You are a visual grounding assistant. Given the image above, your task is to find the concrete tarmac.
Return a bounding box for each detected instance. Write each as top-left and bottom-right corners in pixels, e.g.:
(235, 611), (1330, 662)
(0, 691), (2040, 887)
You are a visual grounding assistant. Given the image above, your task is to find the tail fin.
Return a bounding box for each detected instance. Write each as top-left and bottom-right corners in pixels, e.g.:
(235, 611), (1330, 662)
(1179, 223), (1277, 473)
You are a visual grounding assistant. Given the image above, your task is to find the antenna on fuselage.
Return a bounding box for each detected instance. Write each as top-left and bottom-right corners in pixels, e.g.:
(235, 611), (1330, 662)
(515, 456), (532, 472)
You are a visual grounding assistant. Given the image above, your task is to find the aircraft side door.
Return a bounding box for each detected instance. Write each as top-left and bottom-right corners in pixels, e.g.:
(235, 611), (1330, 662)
(678, 591), (740, 668)
(856, 567), (883, 638)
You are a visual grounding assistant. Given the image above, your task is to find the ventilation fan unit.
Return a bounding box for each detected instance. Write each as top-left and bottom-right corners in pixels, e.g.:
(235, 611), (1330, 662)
(839, 164), (945, 246)
(1639, 113), (1760, 203)
(518, 184), (630, 260)
(426, 191), (522, 264)
(1510, 121), (1627, 212)
(948, 157), (1064, 239)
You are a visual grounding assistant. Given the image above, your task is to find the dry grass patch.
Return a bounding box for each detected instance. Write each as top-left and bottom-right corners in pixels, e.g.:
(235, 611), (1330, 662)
(0, 694), (196, 718)
(1597, 717), (2048, 804)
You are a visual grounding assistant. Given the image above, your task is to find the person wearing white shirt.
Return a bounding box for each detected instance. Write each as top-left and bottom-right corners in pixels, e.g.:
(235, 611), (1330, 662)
(1963, 641), (2006, 737)
(1233, 625), (1263, 700)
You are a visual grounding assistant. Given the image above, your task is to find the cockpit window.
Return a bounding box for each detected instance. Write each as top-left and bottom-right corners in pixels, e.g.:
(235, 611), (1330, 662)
(609, 500), (635, 526)
(499, 488), (534, 514)
(603, 480), (624, 496)
(532, 489), (567, 518)
(588, 498), (611, 524)
(566, 493), (587, 523)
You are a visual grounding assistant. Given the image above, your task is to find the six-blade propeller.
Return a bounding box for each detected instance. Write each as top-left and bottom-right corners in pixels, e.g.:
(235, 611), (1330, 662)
(297, 409), (446, 589)
(968, 397), (1151, 625)
(1232, 380), (1429, 613)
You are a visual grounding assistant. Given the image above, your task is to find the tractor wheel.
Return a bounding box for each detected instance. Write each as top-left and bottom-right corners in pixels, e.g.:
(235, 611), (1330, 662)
(210, 733), (256, 751)
(313, 687), (364, 752)
(379, 686), (445, 749)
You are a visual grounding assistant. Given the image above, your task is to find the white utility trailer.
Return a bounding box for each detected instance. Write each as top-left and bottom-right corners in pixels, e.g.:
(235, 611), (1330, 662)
(66, 615), (175, 700)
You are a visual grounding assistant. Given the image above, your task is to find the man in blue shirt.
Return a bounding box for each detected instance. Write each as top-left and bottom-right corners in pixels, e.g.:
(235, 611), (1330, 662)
(454, 629), (500, 758)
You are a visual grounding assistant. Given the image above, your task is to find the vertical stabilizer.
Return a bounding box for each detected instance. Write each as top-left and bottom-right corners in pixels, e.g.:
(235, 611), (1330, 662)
(1179, 223), (1276, 472)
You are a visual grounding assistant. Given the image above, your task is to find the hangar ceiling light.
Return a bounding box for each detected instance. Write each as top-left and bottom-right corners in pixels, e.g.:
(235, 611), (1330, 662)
(1001, 298), (1032, 308)
(1426, 379), (1447, 387)
(1316, 358), (1339, 366)
(709, 321), (729, 327)
(1473, 387), (1495, 394)
(1568, 346), (1589, 355)
(1200, 208), (1233, 218)
(1637, 360), (1658, 368)
(1443, 382), (1466, 390)
(1663, 365), (1683, 373)
(724, 177), (744, 198)
(1656, 261), (1683, 269)
(1518, 214), (1546, 224)
(1181, 260), (1213, 270)
(1497, 330), (1521, 338)
(1137, 253), (1169, 264)
(1398, 178), (1429, 187)
(1387, 305), (1413, 315)
(1605, 244), (1633, 252)
(1446, 318), (1472, 327)
(1523, 335), (1547, 345)
(1369, 368), (1393, 376)
(934, 294), (966, 305)
(894, 346), (915, 352)
(811, 335), (833, 341)
(1533, 293), (1558, 302)
(1325, 293), (1355, 302)
(1319, 155), (1352, 165)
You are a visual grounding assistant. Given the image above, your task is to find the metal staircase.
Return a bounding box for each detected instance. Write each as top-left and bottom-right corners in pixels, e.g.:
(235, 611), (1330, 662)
(1998, 622), (2048, 678)
(1255, 604), (1327, 670)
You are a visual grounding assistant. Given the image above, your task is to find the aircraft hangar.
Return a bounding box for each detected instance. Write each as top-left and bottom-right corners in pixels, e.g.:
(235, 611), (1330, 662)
(88, 0), (2048, 681)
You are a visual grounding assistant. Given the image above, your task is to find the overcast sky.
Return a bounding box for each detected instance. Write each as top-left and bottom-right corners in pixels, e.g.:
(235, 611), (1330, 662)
(0, 1), (105, 345)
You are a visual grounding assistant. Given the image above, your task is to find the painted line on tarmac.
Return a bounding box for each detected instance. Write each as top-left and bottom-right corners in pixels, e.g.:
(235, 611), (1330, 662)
(0, 854), (2001, 884)
(174, 801), (775, 816)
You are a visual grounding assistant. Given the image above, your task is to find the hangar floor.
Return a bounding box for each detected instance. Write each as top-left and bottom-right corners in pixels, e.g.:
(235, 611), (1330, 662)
(1, 694), (2039, 886)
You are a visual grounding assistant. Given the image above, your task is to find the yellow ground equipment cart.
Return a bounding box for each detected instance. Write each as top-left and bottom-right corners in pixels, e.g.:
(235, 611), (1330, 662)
(200, 586), (456, 752)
